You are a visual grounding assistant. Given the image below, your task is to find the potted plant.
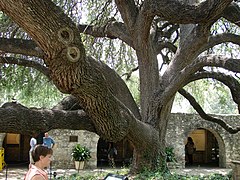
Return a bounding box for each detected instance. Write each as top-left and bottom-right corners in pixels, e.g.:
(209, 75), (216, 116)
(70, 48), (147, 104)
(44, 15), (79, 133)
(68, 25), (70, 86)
(71, 144), (91, 170)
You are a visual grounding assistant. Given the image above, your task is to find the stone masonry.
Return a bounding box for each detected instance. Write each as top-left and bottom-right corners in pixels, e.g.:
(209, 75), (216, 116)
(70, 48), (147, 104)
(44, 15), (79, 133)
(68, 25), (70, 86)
(0, 113), (239, 169)
(166, 113), (240, 169)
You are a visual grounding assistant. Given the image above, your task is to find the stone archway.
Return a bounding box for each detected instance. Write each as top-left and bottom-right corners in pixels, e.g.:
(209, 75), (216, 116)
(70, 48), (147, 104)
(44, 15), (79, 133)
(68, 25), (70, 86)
(185, 128), (226, 168)
(205, 128), (226, 168)
(97, 138), (134, 168)
(1, 133), (30, 164)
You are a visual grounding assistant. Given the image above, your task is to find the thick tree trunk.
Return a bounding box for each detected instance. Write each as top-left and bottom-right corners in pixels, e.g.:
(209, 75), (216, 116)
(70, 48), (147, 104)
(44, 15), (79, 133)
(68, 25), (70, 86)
(0, 1), (129, 141)
(127, 118), (164, 172)
(0, 1), (163, 172)
(1, 0), (237, 174)
(135, 41), (160, 124)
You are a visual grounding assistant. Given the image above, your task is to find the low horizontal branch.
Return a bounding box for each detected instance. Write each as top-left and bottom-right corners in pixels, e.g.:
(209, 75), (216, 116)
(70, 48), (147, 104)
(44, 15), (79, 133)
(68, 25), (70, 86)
(0, 102), (96, 135)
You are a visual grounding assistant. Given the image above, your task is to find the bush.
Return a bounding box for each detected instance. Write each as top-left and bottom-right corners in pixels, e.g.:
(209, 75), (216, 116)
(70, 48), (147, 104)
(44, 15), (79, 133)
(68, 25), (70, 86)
(71, 144), (91, 161)
(165, 146), (176, 162)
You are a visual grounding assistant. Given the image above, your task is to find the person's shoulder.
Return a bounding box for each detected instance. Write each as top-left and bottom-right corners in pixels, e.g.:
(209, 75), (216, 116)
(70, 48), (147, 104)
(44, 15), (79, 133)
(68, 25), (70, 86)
(31, 174), (45, 180)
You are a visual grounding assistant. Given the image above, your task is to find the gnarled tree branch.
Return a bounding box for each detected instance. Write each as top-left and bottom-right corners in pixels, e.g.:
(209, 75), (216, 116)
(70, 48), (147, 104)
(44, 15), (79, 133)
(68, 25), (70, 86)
(114, 0), (138, 31)
(186, 71), (240, 109)
(223, 2), (240, 27)
(52, 95), (82, 111)
(148, 55), (240, 127)
(78, 22), (133, 48)
(165, 55), (240, 102)
(0, 56), (50, 78)
(178, 88), (240, 134)
(200, 33), (240, 53)
(0, 38), (43, 58)
(146, 0), (233, 24)
(0, 102), (95, 135)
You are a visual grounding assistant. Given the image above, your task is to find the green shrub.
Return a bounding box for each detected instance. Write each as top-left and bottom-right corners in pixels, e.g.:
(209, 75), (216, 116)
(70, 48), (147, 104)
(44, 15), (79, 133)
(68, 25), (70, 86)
(71, 144), (91, 161)
(165, 146), (176, 162)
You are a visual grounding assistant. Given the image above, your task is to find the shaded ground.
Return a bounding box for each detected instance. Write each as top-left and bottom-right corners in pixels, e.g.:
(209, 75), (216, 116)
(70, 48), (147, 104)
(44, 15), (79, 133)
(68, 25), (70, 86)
(0, 164), (232, 180)
(0, 164), (122, 180)
(172, 167), (231, 177)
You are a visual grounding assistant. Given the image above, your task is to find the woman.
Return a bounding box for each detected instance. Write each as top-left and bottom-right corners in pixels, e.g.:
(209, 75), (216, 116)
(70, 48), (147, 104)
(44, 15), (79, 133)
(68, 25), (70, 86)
(25, 145), (53, 180)
(29, 135), (37, 166)
(185, 137), (196, 165)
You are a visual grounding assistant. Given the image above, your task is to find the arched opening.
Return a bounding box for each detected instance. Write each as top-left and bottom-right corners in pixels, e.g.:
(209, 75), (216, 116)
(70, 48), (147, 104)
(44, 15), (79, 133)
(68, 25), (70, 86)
(185, 128), (222, 167)
(2, 133), (30, 166)
(97, 138), (133, 168)
(1, 132), (44, 167)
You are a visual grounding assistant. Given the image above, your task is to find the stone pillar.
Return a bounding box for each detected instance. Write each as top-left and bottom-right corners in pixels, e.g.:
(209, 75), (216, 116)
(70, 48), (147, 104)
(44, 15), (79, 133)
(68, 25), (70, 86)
(232, 160), (240, 180)
(0, 133), (6, 147)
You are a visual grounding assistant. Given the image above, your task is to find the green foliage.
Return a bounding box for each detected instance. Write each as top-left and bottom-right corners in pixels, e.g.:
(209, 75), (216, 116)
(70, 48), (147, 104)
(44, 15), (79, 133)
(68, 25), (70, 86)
(172, 79), (238, 114)
(56, 169), (129, 180)
(165, 147), (176, 162)
(172, 17), (240, 115)
(57, 173), (231, 180)
(210, 18), (240, 59)
(0, 0), (239, 118)
(82, 34), (138, 76)
(56, 169), (232, 180)
(125, 75), (140, 106)
(0, 65), (65, 108)
(56, 173), (99, 180)
(135, 170), (232, 180)
(53, 163), (233, 180)
(71, 144), (91, 162)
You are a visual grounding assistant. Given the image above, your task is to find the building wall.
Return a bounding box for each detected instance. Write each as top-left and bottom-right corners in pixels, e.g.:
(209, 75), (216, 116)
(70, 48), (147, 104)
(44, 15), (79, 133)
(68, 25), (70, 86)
(0, 113), (239, 169)
(49, 129), (99, 169)
(166, 113), (240, 168)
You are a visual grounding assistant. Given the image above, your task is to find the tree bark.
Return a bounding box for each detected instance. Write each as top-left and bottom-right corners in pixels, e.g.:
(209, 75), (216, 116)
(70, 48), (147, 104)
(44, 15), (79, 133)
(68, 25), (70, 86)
(0, 0), (133, 142)
(0, 0), (159, 172)
(0, 102), (95, 134)
(0, 0), (239, 173)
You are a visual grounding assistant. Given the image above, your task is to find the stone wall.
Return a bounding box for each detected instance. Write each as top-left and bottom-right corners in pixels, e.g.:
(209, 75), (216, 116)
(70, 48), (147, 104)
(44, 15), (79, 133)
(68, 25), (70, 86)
(0, 113), (240, 169)
(166, 113), (240, 168)
(49, 129), (99, 169)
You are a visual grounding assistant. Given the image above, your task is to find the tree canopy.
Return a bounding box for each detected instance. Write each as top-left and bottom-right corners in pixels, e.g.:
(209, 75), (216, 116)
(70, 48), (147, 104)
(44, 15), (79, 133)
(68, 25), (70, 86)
(0, 0), (240, 172)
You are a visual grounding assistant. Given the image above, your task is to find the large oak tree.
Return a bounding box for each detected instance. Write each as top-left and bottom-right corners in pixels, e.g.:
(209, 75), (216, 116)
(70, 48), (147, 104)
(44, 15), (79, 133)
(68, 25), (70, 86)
(0, 0), (240, 172)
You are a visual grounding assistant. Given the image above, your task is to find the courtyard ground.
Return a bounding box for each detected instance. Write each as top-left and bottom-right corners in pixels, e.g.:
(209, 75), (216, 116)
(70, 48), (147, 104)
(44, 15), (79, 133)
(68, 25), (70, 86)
(0, 164), (232, 180)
